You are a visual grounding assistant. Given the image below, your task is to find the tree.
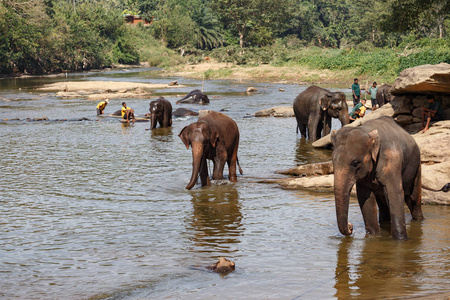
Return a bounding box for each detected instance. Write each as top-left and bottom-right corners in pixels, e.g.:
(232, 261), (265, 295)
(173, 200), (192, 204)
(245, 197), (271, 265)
(211, 0), (289, 48)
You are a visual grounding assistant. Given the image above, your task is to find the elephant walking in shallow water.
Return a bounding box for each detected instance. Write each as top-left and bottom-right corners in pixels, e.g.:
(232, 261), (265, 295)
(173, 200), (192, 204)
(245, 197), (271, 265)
(149, 97), (172, 129)
(293, 85), (349, 142)
(179, 111), (242, 190)
(331, 116), (424, 240)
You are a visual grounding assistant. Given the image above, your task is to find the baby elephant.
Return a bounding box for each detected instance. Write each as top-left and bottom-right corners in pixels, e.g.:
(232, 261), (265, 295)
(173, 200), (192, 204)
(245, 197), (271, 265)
(149, 97), (172, 129)
(206, 257), (235, 274)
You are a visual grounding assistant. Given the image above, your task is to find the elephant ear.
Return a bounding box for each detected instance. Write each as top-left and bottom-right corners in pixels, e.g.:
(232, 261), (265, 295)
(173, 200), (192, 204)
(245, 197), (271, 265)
(210, 125), (220, 147)
(368, 129), (380, 162)
(319, 94), (332, 111)
(179, 126), (190, 149)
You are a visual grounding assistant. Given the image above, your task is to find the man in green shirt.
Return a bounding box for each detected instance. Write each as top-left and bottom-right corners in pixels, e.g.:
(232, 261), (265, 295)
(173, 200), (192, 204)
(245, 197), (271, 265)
(351, 78), (361, 106)
(349, 98), (367, 122)
(419, 95), (445, 133)
(366, 81), (378, 111)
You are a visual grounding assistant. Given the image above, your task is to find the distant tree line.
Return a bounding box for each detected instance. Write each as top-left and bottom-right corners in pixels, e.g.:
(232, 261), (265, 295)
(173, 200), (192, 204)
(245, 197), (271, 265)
(1, 0), (449, 74)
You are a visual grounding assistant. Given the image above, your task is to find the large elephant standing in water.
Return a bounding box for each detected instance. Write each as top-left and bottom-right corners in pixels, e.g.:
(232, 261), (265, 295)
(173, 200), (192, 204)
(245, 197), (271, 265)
(149, 97), (172, 129)
(293, 85), (349, 142)
(331, 116), (424, 240)
(179, 111), (243, 190)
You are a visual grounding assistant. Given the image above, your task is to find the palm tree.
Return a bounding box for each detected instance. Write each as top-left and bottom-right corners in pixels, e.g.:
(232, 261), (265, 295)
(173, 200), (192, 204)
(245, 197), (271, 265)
(192, 6), (224, 50)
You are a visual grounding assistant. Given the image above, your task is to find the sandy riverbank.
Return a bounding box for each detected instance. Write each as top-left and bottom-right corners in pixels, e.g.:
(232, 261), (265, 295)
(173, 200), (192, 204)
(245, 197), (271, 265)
(164, 61), (378, 87)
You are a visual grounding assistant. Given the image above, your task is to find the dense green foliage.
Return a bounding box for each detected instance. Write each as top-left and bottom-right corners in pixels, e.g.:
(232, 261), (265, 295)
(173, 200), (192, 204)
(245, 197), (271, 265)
(1, 0), (449, 75)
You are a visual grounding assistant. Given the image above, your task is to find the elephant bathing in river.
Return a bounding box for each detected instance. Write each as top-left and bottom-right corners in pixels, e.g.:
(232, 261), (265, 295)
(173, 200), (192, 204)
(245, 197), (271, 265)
(176, 89), (210, 104)
(149, 97), (172, 129)
(331, 116), (424, 240)
(293, 85), (349, 142)
(179, 111), (243, 190)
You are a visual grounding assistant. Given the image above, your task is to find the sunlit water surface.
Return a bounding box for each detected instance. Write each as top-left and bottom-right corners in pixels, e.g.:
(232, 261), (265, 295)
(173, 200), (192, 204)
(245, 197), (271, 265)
(1, 69), (449, 299)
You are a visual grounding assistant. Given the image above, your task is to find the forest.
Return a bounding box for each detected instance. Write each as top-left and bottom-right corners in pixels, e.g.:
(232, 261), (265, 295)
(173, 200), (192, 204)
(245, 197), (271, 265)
(1, 0), (449, 77)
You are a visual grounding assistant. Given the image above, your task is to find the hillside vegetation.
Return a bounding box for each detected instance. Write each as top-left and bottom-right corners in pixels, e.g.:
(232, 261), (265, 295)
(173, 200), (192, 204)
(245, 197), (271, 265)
(1, 0), (449, 78)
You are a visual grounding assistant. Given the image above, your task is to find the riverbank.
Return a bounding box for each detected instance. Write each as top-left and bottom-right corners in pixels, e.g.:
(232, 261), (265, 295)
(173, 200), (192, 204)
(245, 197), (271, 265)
(164, 61), (373, 87)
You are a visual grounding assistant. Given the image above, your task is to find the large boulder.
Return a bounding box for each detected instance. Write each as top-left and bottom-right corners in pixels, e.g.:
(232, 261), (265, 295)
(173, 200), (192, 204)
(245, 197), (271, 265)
(391, 63), (450, 95)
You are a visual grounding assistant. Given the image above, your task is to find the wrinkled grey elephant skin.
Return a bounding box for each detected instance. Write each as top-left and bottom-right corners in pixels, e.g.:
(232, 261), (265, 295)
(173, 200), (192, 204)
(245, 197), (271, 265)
(176, 89), (210, 104)
(331, 116), (424, 240)
(149, 97), (172, 129)
(293, 85), (349, 142)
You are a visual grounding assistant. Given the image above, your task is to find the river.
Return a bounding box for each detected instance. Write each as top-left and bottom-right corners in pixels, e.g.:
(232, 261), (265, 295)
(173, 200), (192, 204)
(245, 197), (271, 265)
(1, 68), (449, 299)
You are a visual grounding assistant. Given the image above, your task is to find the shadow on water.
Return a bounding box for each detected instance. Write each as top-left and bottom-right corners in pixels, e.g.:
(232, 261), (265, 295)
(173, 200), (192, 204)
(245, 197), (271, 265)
(295, 138), (332, 165)
(150, 127), (174, 141)
(188, 184), (243, 254)
(334, 222), (424, 299)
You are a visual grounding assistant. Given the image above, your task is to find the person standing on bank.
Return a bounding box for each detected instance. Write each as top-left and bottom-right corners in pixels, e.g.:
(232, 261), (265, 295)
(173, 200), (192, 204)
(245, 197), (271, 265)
(351, 78), (361, 106)
(366, 81), (379, 111)
(96, 99), (109, 115)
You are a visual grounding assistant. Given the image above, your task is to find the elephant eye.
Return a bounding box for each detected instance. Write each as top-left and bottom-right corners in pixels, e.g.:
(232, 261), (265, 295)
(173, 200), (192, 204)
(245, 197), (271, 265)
(351, 160), (359, 168)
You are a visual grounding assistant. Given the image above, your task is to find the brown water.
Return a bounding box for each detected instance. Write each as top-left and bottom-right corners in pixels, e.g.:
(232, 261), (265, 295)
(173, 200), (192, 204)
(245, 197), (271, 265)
(1, 69), (449, 299)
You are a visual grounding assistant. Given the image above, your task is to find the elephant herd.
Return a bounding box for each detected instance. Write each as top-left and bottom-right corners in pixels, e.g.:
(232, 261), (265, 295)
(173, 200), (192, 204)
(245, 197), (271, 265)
(151, 86), (423, 240)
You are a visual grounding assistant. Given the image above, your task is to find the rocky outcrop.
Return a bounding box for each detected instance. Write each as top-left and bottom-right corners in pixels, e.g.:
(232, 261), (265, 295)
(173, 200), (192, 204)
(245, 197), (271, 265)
(391, 63), (450, 95)
(254, 106), (294, 117)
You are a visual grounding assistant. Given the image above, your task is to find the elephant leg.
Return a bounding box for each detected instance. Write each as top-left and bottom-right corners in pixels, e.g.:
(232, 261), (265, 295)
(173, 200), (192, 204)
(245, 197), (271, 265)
(308, 116), (319, 142)
(356, 183), (379, 235)
(405, 167), (424, 221)
(200, 157), (210, 186)
(375, 194), (390, 222)
(384, 180), (408, 240)
(323, 114), (332, 137)
(316, 121), (323, 140)
(227, 145), (238, 182)
(212, 145), (227, 180)
(299, 123), (307, 138)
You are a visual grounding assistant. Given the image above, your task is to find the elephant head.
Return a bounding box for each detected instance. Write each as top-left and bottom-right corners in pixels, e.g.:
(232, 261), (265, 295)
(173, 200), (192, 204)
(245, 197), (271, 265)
(149, 97), (164, 129)
(331, 127), (380, 235)
(179, 121), (219, 190)
(320, 92), (350, 126)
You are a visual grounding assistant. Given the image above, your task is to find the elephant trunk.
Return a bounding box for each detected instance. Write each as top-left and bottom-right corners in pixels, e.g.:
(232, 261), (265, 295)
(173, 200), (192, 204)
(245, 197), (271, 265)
(186, 143), (203, 190)
(150, 112), (157, 129)
(339, 109), (350, 126)
(334, 169), (355, 236)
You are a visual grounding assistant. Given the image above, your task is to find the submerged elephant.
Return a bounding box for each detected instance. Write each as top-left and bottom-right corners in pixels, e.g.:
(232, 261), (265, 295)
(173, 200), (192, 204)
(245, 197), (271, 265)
(176, 89), (210, 104)
(179, 111), (243, 190)
(293, 85), (349, 142)
(149, 97), (172, 129)
(331, 116), (424, 240)
(375, 84), (392, 107)
(173, 108), (199, 117)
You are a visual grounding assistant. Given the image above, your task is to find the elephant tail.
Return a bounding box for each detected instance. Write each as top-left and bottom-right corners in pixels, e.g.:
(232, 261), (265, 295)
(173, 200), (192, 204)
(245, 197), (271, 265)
(237, 157), (243, 175)
(422, 183), (450, 192)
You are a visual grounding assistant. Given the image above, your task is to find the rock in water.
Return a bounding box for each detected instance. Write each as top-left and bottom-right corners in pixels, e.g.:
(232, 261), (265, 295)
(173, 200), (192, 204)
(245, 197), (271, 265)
(206, 257), (235, 274)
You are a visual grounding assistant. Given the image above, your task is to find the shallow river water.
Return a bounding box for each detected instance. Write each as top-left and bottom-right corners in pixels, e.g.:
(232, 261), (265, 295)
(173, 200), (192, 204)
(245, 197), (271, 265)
(1, 69), (449, 299)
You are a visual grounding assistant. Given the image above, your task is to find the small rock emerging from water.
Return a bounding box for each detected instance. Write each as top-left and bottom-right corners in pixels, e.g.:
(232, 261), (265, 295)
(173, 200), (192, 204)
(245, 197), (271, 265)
(206, 257), (235, 274)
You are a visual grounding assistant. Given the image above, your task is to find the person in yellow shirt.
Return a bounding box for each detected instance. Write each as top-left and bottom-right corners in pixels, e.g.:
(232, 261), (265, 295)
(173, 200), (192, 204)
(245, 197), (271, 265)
(121, 102), (135, 123)
(96, 99), (109, 115)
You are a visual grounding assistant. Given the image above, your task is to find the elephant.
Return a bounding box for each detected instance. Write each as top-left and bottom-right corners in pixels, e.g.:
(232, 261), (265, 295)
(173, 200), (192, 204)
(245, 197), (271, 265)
(293, 85), (349, 142)
(179, 111), (243, 190)
(149, 97), (172, 129)
(176, 89), (210, 104)
(331, 116), (424, 240)
(173, 108), (199, 117)
(375, 84), (392, 107)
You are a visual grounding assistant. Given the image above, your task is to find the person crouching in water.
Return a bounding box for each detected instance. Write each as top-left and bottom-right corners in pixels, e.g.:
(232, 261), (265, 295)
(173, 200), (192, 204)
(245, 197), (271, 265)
(96, 99), (109, 115)
(349, 98), (367, 122)
(121, 102), (135, 123)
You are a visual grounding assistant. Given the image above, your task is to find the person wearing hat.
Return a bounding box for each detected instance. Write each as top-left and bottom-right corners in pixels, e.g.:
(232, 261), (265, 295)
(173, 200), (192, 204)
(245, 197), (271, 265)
(366, 81), (378, 111)
(96, 99), (109, 115)
(121, 101), (135, 123)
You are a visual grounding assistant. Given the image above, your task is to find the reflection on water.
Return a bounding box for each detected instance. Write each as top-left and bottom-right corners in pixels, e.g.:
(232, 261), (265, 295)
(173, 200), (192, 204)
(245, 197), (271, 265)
(295, 138), (333, 165)
(0, 70), (449, 299)
(188, 185), (242, 253)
